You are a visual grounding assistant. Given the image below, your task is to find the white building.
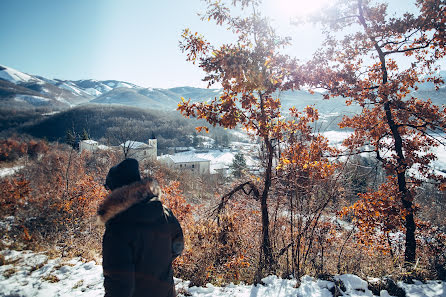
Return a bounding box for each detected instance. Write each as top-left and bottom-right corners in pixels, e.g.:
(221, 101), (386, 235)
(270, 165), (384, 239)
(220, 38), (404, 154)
(80, 139), (157, 163)
(158, 148), (259, 176)
(79, 140), (101, 153)
(120, 139), (157, 162)
(158, 154), (210, 175)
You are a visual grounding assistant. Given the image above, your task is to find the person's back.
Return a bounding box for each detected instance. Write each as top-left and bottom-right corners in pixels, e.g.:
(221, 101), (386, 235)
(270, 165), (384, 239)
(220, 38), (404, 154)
(98, 159), (183, 297)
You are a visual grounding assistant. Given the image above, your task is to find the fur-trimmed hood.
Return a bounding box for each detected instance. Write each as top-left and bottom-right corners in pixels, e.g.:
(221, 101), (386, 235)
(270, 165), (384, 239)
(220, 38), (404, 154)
(97, 178), (161, 225)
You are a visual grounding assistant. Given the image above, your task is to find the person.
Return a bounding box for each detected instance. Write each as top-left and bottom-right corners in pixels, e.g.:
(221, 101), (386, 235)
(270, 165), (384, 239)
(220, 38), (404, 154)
(97, 158), (184, 297)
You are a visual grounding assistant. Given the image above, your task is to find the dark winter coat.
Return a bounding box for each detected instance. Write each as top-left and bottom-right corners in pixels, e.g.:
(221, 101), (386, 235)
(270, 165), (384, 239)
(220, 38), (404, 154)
(97, 178), (184, 297)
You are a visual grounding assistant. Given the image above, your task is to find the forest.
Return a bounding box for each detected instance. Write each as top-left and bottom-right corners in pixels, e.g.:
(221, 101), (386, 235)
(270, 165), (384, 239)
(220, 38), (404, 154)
(0, 104), (237, 154)
(0, 0), (446, 296)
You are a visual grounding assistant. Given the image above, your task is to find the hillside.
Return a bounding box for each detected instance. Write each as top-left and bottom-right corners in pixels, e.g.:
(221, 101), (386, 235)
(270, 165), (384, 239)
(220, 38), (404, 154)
(19, 104), (228, 153)
(1, 64), (443, 115)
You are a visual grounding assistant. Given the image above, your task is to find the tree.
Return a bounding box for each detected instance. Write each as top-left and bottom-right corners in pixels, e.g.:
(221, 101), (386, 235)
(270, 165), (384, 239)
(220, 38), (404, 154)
(304, 0), (446, 265)
(81, 129), (89, 141)
(276, 107), (340, 277)
(65, 128), (77, 149)
(230, 152), (247, 178)
(179, 0), (300, 276)
(192, 132), (202, 148)
(105, 120), (142, 159)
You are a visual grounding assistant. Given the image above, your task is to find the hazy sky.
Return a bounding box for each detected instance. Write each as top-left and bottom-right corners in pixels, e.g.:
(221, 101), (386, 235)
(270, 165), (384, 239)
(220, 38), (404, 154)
(0, 0), (443, 88)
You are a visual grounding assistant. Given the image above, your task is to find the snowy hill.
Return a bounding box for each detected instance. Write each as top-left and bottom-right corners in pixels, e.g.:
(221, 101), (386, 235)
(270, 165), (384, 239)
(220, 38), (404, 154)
(0, 64), (444, 114)
(0, 65), (36, 84)
(91, 86), (222, 110)
(0, 64), (223, 111)
(0, 65), (90, 108)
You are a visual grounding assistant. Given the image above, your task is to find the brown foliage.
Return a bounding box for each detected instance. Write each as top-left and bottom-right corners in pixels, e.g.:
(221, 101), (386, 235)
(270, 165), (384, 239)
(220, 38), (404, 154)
(0, 138), (48, 162)
(303, 0), (446, 264)
(0, 177), (30, 216)
(0, 143), (112, 258)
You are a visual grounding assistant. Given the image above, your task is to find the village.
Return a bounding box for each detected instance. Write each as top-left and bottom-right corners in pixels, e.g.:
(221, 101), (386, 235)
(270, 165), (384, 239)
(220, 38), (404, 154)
(78, 137), (258, 177)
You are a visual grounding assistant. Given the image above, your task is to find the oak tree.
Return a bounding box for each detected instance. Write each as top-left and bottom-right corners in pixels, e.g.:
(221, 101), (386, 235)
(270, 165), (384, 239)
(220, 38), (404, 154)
(304, 0), (446, 264)
(179, 0), (300, 275)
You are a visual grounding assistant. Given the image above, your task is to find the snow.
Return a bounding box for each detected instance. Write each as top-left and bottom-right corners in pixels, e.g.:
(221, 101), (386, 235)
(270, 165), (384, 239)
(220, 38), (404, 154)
(14, 95), (50, 104)
(99, 84), (113, 93)
(115, 82), (134, 89)
(296, 276), (333, 297)
(184, 276), (300, 297)
(57, 82), (91, 97)
(83, 140), (98, 145)
(336, 274), (375, 296)
(53, 95), (73, 106)
(84, 88), (102, 96)
(0, 165), (24, 178)
(0, 65), (37, 84)
(399, 280), (446, 297)
(0, 249), (444, 297)
(163, 149), (258, 175)
(321, 130), (446, 176)
(432, 140), (446, 172)
(120, 140), (150, 149)
(0, 250), (103, 297)
(321, 130), (353, 145)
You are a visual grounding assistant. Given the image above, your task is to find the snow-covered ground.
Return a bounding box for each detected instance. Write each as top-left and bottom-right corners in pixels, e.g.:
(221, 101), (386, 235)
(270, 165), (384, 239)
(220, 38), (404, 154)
(321, 131), (446, 173)
(0, 249), (444, 297)
(0, 165), (24, 178)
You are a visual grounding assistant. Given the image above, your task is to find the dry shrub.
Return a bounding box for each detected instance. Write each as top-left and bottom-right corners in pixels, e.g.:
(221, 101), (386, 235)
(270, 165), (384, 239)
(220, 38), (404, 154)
(176, 211), (258, 286)
(0, 178), (30, 217)
(0, 138), (48, 162)
(0, 143), (115, 260)
(1, 139), (444, 283)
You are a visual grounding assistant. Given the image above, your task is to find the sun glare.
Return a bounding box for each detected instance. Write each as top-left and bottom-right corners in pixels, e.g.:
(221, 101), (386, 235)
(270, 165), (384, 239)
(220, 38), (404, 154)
(274, 0), (333, 18)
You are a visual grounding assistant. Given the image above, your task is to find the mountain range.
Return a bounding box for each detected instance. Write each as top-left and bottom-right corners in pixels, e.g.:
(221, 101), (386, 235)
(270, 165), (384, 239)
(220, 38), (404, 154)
(0, 64), (444, 114)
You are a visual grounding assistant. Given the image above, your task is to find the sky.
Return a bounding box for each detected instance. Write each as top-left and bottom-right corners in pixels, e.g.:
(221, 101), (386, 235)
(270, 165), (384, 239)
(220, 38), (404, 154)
(0, 0), (443, 89)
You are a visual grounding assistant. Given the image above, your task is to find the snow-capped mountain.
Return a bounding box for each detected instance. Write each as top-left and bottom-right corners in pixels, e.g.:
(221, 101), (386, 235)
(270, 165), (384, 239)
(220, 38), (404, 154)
(90, 86), (223, 110)
(0, 65), (37, 84)
(69, 79), (143, 97)
(0, 65), (222, 110)
(1, 64), (444, 112)
(0, 65), (90, 108)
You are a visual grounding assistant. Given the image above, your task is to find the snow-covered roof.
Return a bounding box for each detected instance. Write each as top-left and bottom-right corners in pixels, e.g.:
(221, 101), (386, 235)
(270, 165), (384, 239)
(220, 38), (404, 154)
(82, 140), (98, 145)
(163, 149), (257, 168)
(120, 141), (151, 149)
(168, 154), (210, 163)
(195, 151), (234, 166)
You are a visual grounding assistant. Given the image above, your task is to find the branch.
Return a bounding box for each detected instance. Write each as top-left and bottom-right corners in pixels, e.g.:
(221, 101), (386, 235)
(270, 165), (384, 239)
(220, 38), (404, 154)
(383, 41), (432, 56)
(278, 242), (293, 257)
(211, 181), (260, 224)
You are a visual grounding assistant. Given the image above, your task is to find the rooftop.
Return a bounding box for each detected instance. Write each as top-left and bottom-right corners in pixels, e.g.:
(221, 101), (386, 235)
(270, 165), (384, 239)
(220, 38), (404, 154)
(166, 154), (210, 163)
(120, 140), (152, 149)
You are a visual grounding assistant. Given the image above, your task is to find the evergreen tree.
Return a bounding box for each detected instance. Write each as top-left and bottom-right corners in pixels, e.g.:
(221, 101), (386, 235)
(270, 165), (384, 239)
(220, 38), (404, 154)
(81, 129), (89, 141)
(230, 152), (247, 178)
(65, 129), (77, 148)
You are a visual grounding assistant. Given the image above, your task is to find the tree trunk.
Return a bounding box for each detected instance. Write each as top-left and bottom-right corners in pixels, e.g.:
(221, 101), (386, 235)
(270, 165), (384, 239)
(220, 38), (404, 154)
(358, 0), (417, 264)
(383, 101), (416, 265)
(260, 135), (275, 273)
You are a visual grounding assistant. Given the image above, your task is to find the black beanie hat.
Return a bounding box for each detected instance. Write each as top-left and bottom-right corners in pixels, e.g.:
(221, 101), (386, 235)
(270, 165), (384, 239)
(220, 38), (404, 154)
(105, 158), (141, 191)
